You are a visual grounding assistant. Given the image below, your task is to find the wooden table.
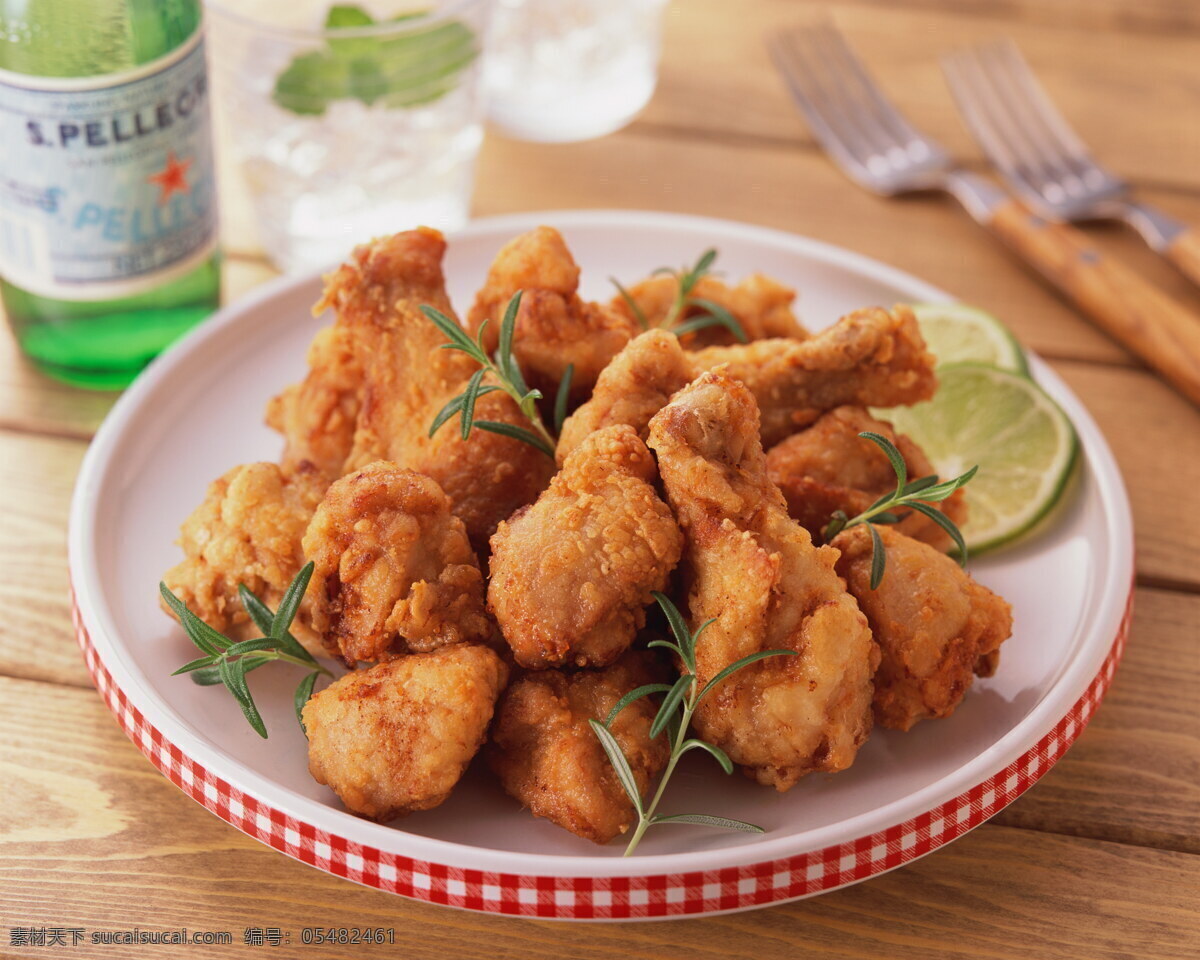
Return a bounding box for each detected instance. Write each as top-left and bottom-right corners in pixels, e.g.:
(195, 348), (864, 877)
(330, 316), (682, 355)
(3, 1), (1198, 956)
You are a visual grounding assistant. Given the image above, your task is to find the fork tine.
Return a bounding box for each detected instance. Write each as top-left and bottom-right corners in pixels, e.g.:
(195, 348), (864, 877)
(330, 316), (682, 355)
(942, 49), (1049, 206)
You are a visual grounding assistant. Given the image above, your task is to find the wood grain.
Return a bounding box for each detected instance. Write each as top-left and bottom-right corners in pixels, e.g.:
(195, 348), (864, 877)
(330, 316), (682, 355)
(1164, 226), (1200, 287)
(645, 0), (1200, 191)
(1, 675), (1197, 960)
(986, 199), (1200, 406)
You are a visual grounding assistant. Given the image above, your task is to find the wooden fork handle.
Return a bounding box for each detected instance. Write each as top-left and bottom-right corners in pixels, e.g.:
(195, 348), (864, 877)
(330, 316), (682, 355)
(985, 198), (1200, 406)
(1164, 227), (1200, 289)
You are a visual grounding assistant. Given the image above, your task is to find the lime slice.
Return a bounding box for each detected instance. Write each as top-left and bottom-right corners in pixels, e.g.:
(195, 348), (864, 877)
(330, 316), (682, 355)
(877, 363), (1078, 553)
(911, 302), (1029, 375)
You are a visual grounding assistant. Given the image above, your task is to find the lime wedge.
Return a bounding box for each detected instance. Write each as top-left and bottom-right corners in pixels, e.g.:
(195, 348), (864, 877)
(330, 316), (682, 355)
(877, 363), (1078, 553)
(911, 302), (1029, 375)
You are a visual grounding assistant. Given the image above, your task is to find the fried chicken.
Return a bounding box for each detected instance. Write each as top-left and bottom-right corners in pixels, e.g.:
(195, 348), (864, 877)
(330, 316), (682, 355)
(489, 425), (682, 669)
(833, 526), (1013, 731)
(161, 461), (324, 651)
(487, 651), (670, 844)
(611, 272), (808, 347)
(556, 329), (694, 462)
(691, 305), (937, 447)
(302, 462), (492, 668)
(304, 644), (508, 821)
(467, 226), (639, 403)
(265, 324), (362, 482)
(647, 372), (878, 790)
(318, 228), (554, 548)
(766, 406), (968, 551)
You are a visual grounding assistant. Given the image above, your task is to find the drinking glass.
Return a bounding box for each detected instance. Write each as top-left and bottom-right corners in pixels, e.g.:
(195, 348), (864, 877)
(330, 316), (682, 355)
(207, 0), (490, 272)
(484, 0), (668, 143)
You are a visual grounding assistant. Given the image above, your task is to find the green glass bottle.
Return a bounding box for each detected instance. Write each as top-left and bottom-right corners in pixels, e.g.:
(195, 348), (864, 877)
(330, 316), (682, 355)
(0, 0), (220, 389)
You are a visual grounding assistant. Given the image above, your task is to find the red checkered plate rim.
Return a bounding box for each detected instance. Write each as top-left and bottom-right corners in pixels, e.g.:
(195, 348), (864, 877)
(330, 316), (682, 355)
(67, 211), (1136, 920)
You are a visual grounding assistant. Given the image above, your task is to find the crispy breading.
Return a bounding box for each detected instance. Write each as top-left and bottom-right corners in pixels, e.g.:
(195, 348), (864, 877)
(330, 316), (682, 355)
(489, 425), (682, 669)
(304, 645), (508, 821)
(647, 372), (878, 790)
(833, 526), (1013, 731)
(611, 272), (808, 346)
(766, 406), (968, 551)
(555, 329), (694, 463)
(467, 226), (639, 402)
(161, 461), (324, 651)
(691, 305), (937, 446)
(265, 324), (362, 481)
(302, 462), (492, 668)
(487, 651), (670, 844)
(317, 228), (554, 548)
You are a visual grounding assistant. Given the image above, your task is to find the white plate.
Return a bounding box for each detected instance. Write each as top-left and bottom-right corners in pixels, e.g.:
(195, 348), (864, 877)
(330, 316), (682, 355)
(69, 210), (1134, 920)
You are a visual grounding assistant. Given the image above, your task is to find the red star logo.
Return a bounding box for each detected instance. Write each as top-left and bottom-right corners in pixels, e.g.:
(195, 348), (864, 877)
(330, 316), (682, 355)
(147, 151), (192, 205)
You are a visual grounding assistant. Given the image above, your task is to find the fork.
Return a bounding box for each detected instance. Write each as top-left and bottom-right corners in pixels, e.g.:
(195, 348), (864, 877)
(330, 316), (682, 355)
(942, 40), (1200, 289)
(769, 22), (1200, 407)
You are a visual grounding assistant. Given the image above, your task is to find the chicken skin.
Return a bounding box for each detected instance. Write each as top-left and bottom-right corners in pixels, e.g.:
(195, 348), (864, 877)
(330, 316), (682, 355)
(556, 329), (694, 462)
(488, 425), (683, 669)
(647, 372), (878, 790)
(302, 462), (492, 668)
(161, 461), (325, 651)
(265, 324), (362, 482)
(766, 406), (968, 552)
(833, 526), (1013, 731)
(488, 651), (670, 844)
(611, 271), (808, 347)
(692, 305), (937, 447)
(467, 226), (640, 403)
(317, 228), (555, 548)
(304, 645), (508, 821)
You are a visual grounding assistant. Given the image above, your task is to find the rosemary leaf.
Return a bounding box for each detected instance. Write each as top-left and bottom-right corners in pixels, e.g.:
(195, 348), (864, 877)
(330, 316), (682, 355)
(473, 420), (556, 458)
(908, 501), (970, 565)
(603, 682), (673, 728)
(588, 719), (644, 817)
(678, 298), (748, 343)
(460, 368), (487, 441)
(868, 524), (887, 589)
(611, 278), (648, 330)
(677, 738), (734, 774)
(650, 674), (694, 738)
(554, 364), (575, 435)
(695, 649), (796, 706)
(650, 813), (764, 833)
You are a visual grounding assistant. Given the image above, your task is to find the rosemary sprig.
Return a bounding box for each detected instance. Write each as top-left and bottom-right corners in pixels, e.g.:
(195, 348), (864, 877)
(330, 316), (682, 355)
(589, 592), (795, 857)
(822, 432), (978, 588)
(161, 562), (332, 738)
(421, 291), (558, 458)
(611, 248), (750, 343)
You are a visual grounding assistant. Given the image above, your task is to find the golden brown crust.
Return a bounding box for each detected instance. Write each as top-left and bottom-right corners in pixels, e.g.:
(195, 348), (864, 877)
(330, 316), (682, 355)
(647, 372), (878, 791)
(487, 651), (670, 844)
(833, 526), (1013, 731)
(555, 329), (694, 463)
(468, 226), (639, 403)
(304, 645), (508, 821)
(488, 425), (683, 669)
(691, 305), (938, 446)
(161, 461), (325, 651)
(765, 406), (968, 551)
(302, 462), (491, 667)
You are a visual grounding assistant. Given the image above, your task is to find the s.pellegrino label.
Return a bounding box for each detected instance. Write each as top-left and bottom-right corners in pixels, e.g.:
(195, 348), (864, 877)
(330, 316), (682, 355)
(0, 28), (217, 301)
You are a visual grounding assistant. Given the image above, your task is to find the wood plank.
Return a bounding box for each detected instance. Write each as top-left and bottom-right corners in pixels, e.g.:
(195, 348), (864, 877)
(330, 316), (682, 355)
(645, 0), (1200, 192)
(839, 0), (1200, 36)
(991, 587), (1200, 853)
(0, 257), (278, 440)
(0, 675), (1196, 960)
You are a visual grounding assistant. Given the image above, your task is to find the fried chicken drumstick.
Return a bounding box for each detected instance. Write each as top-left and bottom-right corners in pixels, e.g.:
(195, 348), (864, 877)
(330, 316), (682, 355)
(647, 372), (878, 790)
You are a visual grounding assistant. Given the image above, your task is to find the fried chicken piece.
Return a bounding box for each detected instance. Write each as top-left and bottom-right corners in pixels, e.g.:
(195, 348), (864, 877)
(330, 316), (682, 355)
(556, 329), (694, 462)
(691, 305), (937, 447)
(647, 372), (878, 791)
(611, 272), (808, 347)
(467, 226), (639, 402)
(161, 461), (324, 651)
(488, 651), (670, 844)
(489, 425), (682, 669)
(766, 406), (968, 551)
(320, 228), (554, 548)
(304, 645), (508, 821)
(833, 526), (1013, 731)
(302, 462), (491, 668)
(265, 324), (362, 481)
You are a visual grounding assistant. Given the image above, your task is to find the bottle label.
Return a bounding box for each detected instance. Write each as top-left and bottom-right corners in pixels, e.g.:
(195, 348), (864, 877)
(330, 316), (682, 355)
(0, 29), (217, 301)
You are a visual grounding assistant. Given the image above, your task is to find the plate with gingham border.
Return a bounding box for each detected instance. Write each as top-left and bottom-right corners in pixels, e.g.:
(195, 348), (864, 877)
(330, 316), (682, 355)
(68, 210), (1134, 921)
